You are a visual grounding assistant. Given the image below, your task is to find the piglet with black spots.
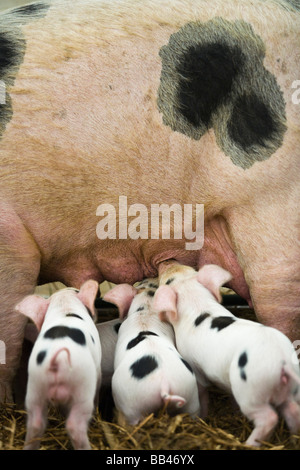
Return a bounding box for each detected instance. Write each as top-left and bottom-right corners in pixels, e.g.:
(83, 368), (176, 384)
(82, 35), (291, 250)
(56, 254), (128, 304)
(16, 280), (102, 450)
(154, 263), (300, 447)
(103, 278), (200, 425)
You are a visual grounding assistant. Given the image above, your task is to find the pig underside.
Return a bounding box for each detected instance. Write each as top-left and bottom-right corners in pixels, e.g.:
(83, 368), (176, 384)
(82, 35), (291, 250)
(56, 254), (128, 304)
(0, 0), (299, 401)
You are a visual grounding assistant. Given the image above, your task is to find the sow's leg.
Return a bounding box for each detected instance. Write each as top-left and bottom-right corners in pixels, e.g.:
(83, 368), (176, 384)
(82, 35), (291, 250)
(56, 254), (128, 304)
(0, 205), (40, 402)
(226, 203), (300, 343)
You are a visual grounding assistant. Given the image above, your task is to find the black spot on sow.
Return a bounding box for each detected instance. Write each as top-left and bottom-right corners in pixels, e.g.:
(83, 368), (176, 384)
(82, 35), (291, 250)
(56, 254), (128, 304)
(12, 3), (49, 16)
(0, 35), (20, 76)
(176, 42), (244, 129)
(228, 93), (277, 150)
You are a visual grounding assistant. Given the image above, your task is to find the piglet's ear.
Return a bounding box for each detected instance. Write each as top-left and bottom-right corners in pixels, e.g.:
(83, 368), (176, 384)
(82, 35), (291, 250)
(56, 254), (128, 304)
(153, 285), (178, 324)
(196, 264), (232, 303)
(103, 284), (137, 318)
(15, 295), (50, 332)
(77, 280), (100, 317)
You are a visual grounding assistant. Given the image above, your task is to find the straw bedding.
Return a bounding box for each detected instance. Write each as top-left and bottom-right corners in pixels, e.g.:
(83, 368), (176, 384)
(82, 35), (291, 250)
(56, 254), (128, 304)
(1, 306), (300, 451)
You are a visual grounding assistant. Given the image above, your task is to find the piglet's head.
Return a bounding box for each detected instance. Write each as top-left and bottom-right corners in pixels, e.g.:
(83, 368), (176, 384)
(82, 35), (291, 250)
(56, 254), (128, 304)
(154, 264), (232, 323)
(15, 280), (99, 332)
(195, 264), (232, 303)
(103, 284), (138, 319)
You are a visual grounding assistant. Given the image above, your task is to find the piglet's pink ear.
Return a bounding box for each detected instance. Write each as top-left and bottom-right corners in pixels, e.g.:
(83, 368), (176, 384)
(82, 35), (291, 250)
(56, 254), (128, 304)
(15, 295), (50, 332)
(77, 280), (100, 317)
(196, 264), (232, 303)
(103, 284), (137, 318)
(153, 285), (178, 323)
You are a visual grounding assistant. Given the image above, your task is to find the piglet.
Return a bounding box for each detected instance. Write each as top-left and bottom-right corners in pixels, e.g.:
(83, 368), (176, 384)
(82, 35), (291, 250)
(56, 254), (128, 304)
(154, 263), (300, 447)
(15, 280), (102, 450)
(103, 278), (200, 425)
(23, 316), (121, 389)
(96, 318), (121, 386)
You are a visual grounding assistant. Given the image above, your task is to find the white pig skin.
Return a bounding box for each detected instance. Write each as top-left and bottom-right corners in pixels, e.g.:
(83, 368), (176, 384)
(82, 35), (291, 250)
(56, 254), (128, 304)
(154, 263), (300, 447)
(16, 280), (102, 450)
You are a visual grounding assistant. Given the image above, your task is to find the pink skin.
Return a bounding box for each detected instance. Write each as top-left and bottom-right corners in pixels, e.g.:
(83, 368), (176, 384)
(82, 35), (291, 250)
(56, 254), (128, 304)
(0, 0), (299, 402)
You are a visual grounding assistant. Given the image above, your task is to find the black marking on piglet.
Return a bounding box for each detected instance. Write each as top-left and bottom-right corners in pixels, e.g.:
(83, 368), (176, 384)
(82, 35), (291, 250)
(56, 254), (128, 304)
(66, 313), (83, 320)
(136, 305), (145, 312)
(194, 312), (210, 327)
(130, 355), (159, 379)
(44, 326), (86, 346)
(127, 331), (158, 350)
(114, 322), (121, 334)
(211, 316), (235, 331)
(148, 282), (158, 289)
(165, 277), (175, 285)
(36, 350), (47, 365)
(146, 290), (155, 297)
(90, 334), (95, 344)
(238, 351), (248, 381)
(180, 357), (194, 374)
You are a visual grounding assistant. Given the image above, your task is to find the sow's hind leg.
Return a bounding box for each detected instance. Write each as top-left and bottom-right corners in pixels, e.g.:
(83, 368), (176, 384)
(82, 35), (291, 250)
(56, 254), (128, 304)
(0, 207), (40, 402)
(225, 204), (300, 343)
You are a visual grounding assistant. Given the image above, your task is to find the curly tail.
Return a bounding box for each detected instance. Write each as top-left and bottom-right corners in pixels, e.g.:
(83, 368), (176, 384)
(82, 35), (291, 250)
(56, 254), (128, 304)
(281, 363), (300, 385)
(49, 347), (71, 372)
(160, 377), (186, 409)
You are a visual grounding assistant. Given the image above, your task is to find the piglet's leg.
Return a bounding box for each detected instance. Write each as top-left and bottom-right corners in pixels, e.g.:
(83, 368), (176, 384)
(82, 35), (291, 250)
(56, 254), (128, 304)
(244, 405), (278, 447)
(66, 403), (93, 450)
(278, 399), (300, 435)
(24, 403), (48, 450)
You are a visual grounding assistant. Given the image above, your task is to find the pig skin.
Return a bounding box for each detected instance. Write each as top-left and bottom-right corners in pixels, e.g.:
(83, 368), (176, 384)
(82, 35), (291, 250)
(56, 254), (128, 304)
(0, 0), (299, 402)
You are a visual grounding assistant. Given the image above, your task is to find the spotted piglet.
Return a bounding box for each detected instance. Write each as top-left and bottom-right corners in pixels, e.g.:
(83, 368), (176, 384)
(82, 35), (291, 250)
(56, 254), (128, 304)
(16, 280), (102, 450)
(103, 278), (200, 425)
(154, 263), (300, 447)
(96, 318), (122, 386)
